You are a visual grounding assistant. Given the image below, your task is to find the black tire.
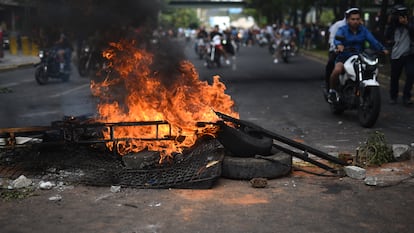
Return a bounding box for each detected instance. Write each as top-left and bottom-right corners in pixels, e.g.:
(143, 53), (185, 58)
(35, 66), (48, 85)
(330, 103), (345, 115)
(358, 86), (381, 128)
(222, 150), (292, 180)
(214, 52), (221, 67)
(282, 51), (289, 63)
(217, 123), (273, 157)
(78, 57), (89, 77)
(61, 73), (70, 82)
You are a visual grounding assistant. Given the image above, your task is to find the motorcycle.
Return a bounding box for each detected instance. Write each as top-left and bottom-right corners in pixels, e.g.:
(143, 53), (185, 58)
(34, 47), (71, 85)
(78, 43), (103, 77)
(195, 38), (208, 60)
(205, 34), (235, 69)
(280, 38), (292, 63)
(205, 35), (223, 68)
(323, 47), (382, 128)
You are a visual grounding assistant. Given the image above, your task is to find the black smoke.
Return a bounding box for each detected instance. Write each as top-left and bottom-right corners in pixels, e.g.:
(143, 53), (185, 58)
(31, 0), (163, 47)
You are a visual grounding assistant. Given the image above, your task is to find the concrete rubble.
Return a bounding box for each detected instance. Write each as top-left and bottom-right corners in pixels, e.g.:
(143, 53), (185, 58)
(344, 166), (366, 180)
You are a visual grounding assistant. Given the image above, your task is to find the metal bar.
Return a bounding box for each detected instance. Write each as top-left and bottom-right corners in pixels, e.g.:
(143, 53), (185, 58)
(271, 143), (339, 174)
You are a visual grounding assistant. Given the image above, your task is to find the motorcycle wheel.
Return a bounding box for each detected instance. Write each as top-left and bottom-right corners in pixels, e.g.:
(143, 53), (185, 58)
(214, 52), (221, 67)
(358, 86), (381, 128)
(78, 57), (89, 77)
(35, 66), (48, 85)
(282, 50), (289, 63)
(330, 103), (345, 115)
(61, 73), (70, 82)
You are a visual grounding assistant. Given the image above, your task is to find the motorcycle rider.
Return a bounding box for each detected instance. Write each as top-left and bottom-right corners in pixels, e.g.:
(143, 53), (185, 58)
(209, 25), (230, 65)
(55, 32), (73, 72)
(325, 11), (347, 91)
(195, 26), (208, 54)
(328, 8), (389, 103)
(273, 22), (296, 64)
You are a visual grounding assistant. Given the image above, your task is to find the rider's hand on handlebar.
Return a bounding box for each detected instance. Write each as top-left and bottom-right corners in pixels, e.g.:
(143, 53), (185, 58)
(336, 45), (344, 53)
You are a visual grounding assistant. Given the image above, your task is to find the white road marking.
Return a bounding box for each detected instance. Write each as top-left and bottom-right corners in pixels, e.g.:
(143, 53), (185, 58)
(49, 84), (90, 98)
(0, 79), (33, 88)
(20, 110), (60, 117)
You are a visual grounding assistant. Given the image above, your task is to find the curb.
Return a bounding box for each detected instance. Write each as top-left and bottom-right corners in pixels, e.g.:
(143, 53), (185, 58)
(0, 62), (38, 72)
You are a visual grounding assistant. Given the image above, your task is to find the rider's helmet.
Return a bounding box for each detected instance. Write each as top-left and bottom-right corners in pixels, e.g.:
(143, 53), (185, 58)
(345, 7), (360, 19)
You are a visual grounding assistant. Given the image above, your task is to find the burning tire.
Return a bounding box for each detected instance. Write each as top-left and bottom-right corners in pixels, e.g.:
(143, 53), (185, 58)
(222, 149), (292, 180)
(217, 123), (273, 157)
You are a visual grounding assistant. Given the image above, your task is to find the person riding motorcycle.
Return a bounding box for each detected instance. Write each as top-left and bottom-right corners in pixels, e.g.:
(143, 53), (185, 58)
(273, 22), (296, 63)
(209, 25), (230, 65)
(195, 26), (208, 55)
(328, 8), (389, 103)
(55, 33), (73, 72)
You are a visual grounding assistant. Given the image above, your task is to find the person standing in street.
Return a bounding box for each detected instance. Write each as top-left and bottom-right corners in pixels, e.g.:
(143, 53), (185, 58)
(385, 5), (414, 106)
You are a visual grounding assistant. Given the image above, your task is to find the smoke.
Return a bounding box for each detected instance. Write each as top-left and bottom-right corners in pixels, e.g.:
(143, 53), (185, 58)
(31, 0), (163, 46)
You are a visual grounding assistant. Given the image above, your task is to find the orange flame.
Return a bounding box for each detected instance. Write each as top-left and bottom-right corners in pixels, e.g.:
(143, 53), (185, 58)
(91, 40), (239, 160)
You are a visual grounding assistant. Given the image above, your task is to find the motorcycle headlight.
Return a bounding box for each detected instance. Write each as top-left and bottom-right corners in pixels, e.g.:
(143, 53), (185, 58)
(38, 50), (44, 58)
(83, 46), (90, 53)
(361, 55), (378, 66)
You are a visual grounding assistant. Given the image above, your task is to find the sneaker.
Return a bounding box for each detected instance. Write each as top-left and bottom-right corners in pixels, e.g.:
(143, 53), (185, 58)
(273, 58), (278, 64)
(389, 98), (397, 105)
(328, 89), (339, 104)
(403, 98), (413, 106)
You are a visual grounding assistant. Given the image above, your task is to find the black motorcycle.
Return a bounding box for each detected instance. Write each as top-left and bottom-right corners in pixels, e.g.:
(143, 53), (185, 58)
(78, 43), (103, 78)
(34, 47), (71, 85)
(280, 38), (292, 63)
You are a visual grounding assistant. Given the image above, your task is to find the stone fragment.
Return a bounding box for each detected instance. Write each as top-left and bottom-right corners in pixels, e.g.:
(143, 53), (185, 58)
(364, 175), (411, 187)
(10, 175), (32, 189)
(49, 194), (62, 201)
(392, 144), (411, 161)
(110, 185), (121, 193)
(344, 165), (366, 180)
(39, 181), (55, 190)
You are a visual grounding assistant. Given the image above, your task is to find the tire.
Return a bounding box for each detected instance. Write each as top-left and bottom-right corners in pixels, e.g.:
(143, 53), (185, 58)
(330, 103), (345, 115)
(217, 123), (273, 157)
(282, 50), (289, 63)
(78, 57), (89, 77)
(214, 52), (221, 67)
(35, 66), (48, 85)
(358, 86), (381, 128)
(222, 150), (292, 180)
(61, 73), (70, 82)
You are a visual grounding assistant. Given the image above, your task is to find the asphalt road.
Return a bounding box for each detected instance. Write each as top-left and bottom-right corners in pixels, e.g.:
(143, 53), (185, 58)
(0, 40), (413, 233)
(185, 42), (414, 153)
(0, 41), (413, 154)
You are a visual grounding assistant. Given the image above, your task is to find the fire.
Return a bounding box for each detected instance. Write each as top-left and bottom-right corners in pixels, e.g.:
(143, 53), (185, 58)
(90, 40), (239, 160)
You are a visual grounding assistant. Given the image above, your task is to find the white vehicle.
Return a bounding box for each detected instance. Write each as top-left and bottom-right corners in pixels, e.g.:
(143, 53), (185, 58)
(324, 46), (382, 128)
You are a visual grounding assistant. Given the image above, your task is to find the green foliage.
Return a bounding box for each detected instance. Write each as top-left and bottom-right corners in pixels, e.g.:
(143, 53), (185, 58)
(0, 188), (36, 201)
(358, 131), (394, 166)
(160, 8), (200, 29)
(320, 10), (335, 26)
